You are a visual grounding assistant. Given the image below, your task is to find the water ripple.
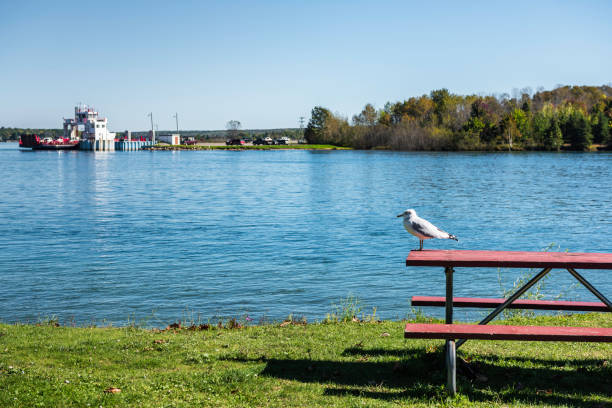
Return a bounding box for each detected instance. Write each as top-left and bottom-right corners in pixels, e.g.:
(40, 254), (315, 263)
(0, 144), (611, 326)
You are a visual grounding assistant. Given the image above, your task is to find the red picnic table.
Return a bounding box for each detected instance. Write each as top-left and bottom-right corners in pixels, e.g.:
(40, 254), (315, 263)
(403, 250), (612, 395)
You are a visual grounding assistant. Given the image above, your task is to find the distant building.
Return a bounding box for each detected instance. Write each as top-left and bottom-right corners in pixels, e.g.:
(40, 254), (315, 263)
(158, 134), (181, 145)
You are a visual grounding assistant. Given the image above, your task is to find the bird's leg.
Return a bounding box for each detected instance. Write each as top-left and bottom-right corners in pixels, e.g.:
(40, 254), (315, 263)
(419, 240), (423, 251)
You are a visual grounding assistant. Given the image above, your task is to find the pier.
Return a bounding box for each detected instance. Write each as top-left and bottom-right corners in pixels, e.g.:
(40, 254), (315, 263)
(79, 139), (152, 151)
(114, 140), (153, 151)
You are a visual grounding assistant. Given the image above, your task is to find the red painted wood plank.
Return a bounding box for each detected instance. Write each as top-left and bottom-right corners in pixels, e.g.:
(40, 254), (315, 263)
(404, 323), (612, 342)
(405, 250), (612, 269)
(411, 296), (611, 312)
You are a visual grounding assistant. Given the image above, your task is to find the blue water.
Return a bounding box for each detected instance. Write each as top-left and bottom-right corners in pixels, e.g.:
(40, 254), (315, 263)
(0, 143), (611, 326)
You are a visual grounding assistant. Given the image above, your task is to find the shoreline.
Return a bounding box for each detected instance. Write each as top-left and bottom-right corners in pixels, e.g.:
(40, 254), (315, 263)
(4, 141), (610, 152)
(148, 143), (351, 151)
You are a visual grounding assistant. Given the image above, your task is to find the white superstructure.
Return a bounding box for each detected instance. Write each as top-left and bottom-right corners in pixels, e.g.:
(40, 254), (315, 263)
(64, 105), (116, 151)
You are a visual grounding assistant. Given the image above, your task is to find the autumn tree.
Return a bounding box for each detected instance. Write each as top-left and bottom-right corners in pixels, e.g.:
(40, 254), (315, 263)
(300, 85), (611, 151)
(352, 104), (377, 126)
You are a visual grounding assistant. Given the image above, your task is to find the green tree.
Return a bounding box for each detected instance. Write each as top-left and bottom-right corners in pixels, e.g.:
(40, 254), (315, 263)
(591, 111), (609, 145)
(543, 116), (563, 151)
(430, 88), (451, 126)
(567, 111), (592, 150)
(556, 104), (576, 144)
(531, 111), (551, 146)
(501, 115), (520, 149)
(304, 106), (331, 144)
(510, 108), (528, 144)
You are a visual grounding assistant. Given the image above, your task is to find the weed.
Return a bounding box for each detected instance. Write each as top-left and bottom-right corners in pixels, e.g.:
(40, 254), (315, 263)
(407, 307), (434, 323)
(227, 318), (242, 329)
(280, 314), (307, 326)
(497, 243), (579, 318)
(257, 313), (271, 326)
(324, 294), (362, 323)
(180, 307), (203, 327)
(324, 295), (380, 323)
(36, 315), (59, 327)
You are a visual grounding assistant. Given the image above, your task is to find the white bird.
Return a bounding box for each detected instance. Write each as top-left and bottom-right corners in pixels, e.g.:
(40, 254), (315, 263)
(397, 209), (458, 250)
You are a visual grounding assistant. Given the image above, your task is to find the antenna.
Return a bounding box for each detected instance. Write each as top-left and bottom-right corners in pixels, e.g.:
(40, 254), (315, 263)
(147, 112), (155, 144)
(299, 116), (305, 140)
(173, 112), (179, 133)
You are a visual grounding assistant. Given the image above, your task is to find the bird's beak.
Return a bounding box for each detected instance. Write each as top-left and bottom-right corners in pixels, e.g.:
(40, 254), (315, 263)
(396, 213), (403, 217)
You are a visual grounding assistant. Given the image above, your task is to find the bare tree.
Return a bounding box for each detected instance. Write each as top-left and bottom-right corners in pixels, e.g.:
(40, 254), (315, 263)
(226, 120), (241, 139)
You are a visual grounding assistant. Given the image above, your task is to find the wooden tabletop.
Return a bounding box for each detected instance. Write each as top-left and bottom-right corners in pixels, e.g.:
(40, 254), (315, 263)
(405, 250), (612, 269)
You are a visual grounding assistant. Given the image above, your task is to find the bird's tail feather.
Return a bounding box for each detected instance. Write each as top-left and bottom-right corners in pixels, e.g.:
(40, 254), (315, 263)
(448, 234), (458, 241)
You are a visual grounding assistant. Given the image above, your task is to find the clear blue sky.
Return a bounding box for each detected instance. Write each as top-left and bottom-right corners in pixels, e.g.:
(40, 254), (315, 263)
(1, 0), (610, 131)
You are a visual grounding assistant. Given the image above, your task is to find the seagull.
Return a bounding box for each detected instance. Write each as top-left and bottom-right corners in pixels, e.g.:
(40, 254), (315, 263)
(397, 209), (458, 250)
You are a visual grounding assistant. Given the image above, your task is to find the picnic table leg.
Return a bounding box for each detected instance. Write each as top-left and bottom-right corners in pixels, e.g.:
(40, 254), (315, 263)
(445, 266), (456, 395)
(446, 338), (456, 394)
(456, 266), (552, 349)
(566, 268), (612, 312)
(446, 266), (454, 324)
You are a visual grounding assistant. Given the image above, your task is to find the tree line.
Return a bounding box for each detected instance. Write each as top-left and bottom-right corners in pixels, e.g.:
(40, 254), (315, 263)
(305, 85), (612, 151)
(0, 128), (62, 142)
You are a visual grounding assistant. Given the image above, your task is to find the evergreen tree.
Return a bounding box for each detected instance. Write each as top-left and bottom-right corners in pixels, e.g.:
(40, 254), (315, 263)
(567, 111), (592, 150)
(592, 111), (609, 145)
(544, 117), (563, 151)
(304, 106), (331, 144)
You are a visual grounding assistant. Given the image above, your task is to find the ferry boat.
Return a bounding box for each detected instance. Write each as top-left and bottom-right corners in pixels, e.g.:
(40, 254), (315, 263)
(19, 134), (80, 150)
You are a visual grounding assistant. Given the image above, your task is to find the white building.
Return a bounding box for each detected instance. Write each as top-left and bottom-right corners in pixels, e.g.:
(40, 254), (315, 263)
(158, 134), (181, 145)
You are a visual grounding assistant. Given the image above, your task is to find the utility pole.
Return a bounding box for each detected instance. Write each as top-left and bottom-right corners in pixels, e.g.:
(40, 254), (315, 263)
(299, 116), (305, 140)
(173, 112), (179, 133)
(147, 112), (155, 144)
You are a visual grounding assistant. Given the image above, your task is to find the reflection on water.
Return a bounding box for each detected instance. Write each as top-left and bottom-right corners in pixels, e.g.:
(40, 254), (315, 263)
(0, 143), (611, 326)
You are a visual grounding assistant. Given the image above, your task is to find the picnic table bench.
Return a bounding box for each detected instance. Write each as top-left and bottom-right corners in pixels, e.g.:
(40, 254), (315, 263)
(403, 250), (612, 395)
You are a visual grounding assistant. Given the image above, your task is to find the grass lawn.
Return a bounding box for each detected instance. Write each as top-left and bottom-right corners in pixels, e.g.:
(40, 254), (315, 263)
(1, 313), (611, 407)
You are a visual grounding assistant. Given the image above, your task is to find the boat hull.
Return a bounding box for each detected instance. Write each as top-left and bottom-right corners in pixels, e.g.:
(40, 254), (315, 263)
(19, 134), (79, 150)
(34, 143), (80, 150)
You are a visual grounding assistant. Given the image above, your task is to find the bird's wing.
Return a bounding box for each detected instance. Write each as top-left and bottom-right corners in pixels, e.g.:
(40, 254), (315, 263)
(411, 217), (449, 239)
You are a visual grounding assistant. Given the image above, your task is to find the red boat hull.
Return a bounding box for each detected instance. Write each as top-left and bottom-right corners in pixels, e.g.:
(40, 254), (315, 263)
(19, 134), (80, 150)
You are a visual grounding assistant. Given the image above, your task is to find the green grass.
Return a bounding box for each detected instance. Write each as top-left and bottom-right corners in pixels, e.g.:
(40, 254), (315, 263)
(152, 144), (351, 150)
(1, 313), (611, 407)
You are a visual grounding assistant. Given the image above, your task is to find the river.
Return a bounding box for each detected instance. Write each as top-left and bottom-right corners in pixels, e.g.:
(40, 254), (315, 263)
(0, 143), (610, 326)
